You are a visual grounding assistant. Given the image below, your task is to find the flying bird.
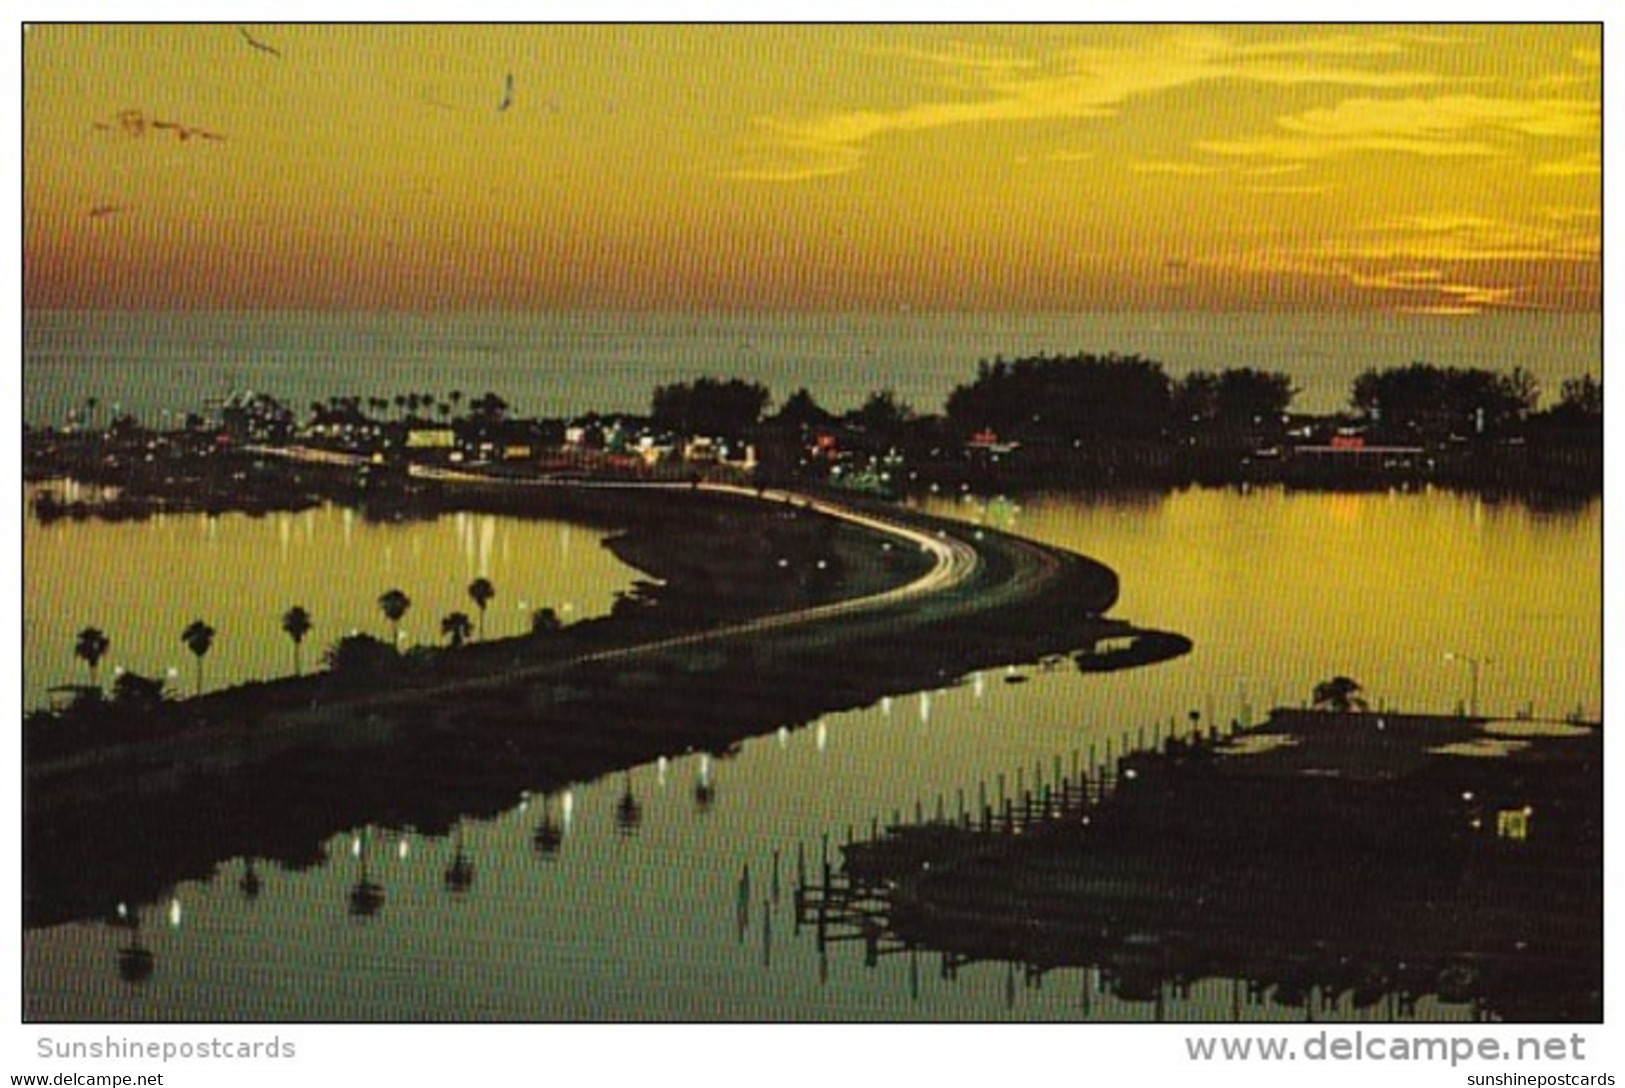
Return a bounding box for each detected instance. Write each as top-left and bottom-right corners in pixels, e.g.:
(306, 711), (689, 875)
(498, 73), (514, 112)
(149, 117), (226, 142)
(88, 204), (130, 219)
(95, 110), (223, 143)
(238, 26), (283, 58)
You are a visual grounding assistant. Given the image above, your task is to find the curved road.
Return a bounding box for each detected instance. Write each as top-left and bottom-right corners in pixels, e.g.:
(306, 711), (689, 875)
(247, 448), (1088, 703)
(401, 469), (992, 684)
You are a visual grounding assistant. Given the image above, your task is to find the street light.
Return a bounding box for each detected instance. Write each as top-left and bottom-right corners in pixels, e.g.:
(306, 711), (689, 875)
(1445, 653), (1492, 717)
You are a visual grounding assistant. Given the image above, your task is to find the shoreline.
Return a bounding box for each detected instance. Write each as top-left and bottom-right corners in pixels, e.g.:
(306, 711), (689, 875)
(818, 709), (1602, 1022)
(24, 483), (1173, 928)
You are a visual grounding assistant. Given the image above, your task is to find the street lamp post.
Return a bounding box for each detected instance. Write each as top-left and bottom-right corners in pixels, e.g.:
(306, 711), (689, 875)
(1445, 653), (1492, 717)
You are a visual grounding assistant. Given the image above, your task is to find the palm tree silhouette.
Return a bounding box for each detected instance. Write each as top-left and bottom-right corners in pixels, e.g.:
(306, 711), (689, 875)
(532, 794), (565, 858)
(75, 627), (111, 687)
(441, 611), (474, 647)
(378, 589), (411, 650)
(348, 834), (385, 919)
(181, 620), (216, 695)
(281, 605), (313, 675)
(444, 825), (475, 895)
(467, 577), (495, 639)
(614, 772), (643, 836)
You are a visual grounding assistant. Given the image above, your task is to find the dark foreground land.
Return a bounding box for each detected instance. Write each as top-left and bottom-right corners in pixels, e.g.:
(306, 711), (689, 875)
(25, 484), (1174, 928)
(806, 709), (1601, 1022)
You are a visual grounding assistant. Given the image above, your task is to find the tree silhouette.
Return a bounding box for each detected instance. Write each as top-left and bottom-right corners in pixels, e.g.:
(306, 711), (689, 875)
(181, 619), (216, 695)
(772, 387), (834, 429)
(531, 607), (562, 635)
(850, 389), (914, 435)
(75, 627), (111, 687)
(441, 611), (474, 647)
(378, 589), (411, 650)
(281, 605), (313, 676)
(112, 671), (167, 715)
(651, 377), (770, 437)
(323, 633), (397, 677)
(467, 577), (495, 639)
(945, 353), (1173, 442)
(1351, 363), (1536, 440)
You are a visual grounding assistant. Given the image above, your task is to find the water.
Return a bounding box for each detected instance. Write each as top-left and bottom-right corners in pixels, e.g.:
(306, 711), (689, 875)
(24, 309), (1601, 427)
(917, 487), (1602, 724)
(24, 494), (640, 709)
(22, 487), (1599, 1020)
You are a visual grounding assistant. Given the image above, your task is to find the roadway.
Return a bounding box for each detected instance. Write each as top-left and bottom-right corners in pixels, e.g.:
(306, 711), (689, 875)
(246, 446), (1093, 700)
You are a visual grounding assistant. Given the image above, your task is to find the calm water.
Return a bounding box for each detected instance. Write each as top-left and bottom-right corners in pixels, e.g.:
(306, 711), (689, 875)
(24, 493), (639, 709)
(21, 487), (1599, 1021)
(25, 309), (1601, 426)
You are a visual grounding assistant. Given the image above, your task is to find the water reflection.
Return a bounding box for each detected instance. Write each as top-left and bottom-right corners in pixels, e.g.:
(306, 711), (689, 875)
(116, 945), (155, 986)
(24, 489), (1599, 1021)
(24, 498), (642, 709)
(694, 753), (716, 812)
(613, 772), (643, 837)
(107, 903), (157, 986)
(531, 793), (566, 859)
(921, 488), (1600, 724)
(782, 712), (1599, 1022)
(444, 825), (476, 896)
(347, 831), (386, 919)
(239, 858), (263, 900)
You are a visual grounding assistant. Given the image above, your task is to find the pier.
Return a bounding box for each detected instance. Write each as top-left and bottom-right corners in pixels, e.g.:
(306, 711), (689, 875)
(786, 708), (1602, 1021)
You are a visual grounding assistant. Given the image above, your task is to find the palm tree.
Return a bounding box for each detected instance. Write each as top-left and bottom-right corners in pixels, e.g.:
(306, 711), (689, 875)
(181, 619), (216, 695)
(467, 577), (495, 639)
(441, 611), (474, 647)
(74, 627), (111, 687)
(378, 589), (411, 650)
(1312, 676), (1368, 713)
(281, 606), (313, 675)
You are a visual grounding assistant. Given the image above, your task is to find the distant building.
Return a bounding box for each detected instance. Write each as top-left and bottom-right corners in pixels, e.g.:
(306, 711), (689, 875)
(405, 426), (456, 450)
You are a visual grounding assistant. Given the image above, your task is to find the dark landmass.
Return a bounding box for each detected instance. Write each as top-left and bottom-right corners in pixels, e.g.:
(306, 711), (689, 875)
(24, 353), (1601, 526)
(804, 709), (1601, 1022)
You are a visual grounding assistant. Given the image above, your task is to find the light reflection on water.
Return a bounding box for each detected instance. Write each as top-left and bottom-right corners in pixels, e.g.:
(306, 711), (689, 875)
(21, 679), (1480, 1022)
(918, 487), (1601, 724)
(24, 496), (638, 709)
(22, 487), (1599, 1020)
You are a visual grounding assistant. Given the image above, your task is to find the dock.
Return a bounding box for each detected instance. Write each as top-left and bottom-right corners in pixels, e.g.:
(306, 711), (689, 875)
(791, 708), (1601, 1021)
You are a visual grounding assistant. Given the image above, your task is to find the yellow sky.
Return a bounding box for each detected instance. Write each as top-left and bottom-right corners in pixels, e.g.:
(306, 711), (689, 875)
(22, 24), (1600, 313)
